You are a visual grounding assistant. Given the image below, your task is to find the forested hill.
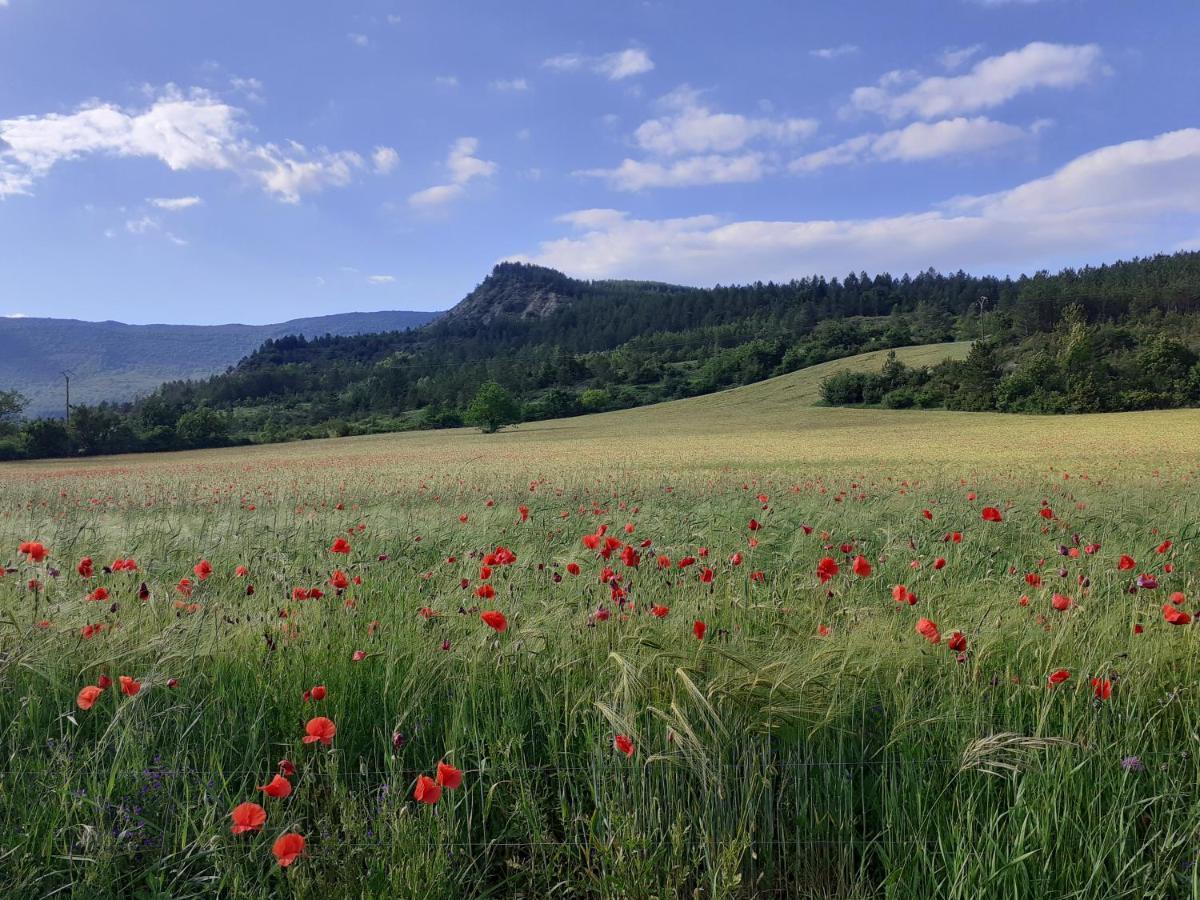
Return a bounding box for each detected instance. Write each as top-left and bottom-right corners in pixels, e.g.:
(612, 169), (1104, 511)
(0, 309), (440, 417)
(4, 251), (1200, 459)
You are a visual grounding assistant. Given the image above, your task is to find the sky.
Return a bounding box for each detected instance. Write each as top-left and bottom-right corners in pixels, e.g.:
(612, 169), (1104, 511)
(0, 0), (1198, 325)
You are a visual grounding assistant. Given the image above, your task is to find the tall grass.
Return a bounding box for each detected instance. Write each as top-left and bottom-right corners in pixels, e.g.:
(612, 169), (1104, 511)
(0, 413), (1197, 897)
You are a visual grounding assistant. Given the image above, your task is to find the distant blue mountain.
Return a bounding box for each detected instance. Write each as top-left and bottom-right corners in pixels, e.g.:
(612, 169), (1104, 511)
(0, 310), (442, 416)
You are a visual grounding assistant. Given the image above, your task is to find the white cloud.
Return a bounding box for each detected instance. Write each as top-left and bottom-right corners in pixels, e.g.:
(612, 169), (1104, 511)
(408, 183), (463, 208)
(490, 78), (529, 92)
(543, 47), (654, 80)
(386, 14), (403, 25)
(434, 75), (459, 88)
(125, 215), (158, 234)
(149, 195), (202, 210)
(579, 153), (766, 191)
(579, 87), (817, 190)
(367, 274), (395, 284)
(515, 129), (1200, 283)
(408, 137), (496, 208)
(249, 143), (364, 203)
(940, 44), (984, 70)
(372, 146), (399, 174)
(810, 44), (859, 60)
(633, 87), (818, 156)
(0, 87), (374, 203)
(595, 48), (654, 80)
(348, 33), (369, 47)
(849, 42), (1105, 120)
(791, 116), (1029, 171)
(3, 313), (29, 318)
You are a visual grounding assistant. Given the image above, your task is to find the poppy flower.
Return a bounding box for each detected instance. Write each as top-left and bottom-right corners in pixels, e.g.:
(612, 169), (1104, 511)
(302, 716), (336, 745)
(947, 631), (967, 652)
(98, 674), (112, 689)
(1048, 669), (1070, 686)
(193, 560), (213, 581)
(699, 567), (714, 584)
(330, 537), (352, 554)
(748, 518), (761, 531)
(1118, 555), (1136, 571)
(693, 620), (707, 640)
(566, 562), (581, 576)
(518, 505), (529, 522)
(922, 509), (933, 521)
(1162, 603), (1191, 625)
(329, 570), (349, 590)
(230, 802), (267, 835)
(304, 685), (327, 702)
(21, 541), (48, 563)
(235, 565), (250, 577)
(76, 685), (103, 710)
(413, 774), (442, 804)
(481, 610), (507, 633)
(981, 507), (1003, 523)
(87, 587), (109, 602)
(816, 557), (839, 584)
(651, 604), (670, 618)
(259, 775), (292, 799)
(933, 557), (946, 570)
(351, 650), (366, 662)
(436, 761), (463, 789)
(119, 676), (141, 697)
(1039, 508), (1054, 520)
(77, 557), (94, 578)
(1051, 593), (1073, 612)
(1157, 540), (1173, 554)
(614, 734), (635, 757)
(892, 585), (917, 605)
(915, 618), (941, 644)
(1091, 678), (1112, 701)
(817, 624), (831, 637)
(475, 584), (496, 600)
(852, 555), (872, 577)
(272, 832), (305, 866)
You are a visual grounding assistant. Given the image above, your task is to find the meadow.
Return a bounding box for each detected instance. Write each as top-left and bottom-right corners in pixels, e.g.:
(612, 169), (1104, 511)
(2, 347), (1200, 898)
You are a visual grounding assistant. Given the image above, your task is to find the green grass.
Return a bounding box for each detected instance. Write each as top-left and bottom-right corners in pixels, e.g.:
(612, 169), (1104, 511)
(1, 346), (1199, 897)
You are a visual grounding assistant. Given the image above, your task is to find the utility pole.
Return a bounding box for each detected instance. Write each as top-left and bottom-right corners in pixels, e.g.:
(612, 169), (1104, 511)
(976, 295), (990, 340)
(62, 371), (71, 427)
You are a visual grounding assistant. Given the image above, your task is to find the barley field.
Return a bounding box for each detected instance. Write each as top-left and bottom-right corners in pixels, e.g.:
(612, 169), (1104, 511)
(3, 346), (1200, 898)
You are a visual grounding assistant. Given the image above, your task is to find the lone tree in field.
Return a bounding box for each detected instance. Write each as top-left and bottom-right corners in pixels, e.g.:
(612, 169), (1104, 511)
(465, 381), (519, 434)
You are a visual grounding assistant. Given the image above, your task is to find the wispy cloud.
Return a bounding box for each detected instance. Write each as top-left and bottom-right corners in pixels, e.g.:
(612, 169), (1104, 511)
(490, 78), (529, 92)
(408, 137), (497, 208)
(542, 47), (654, 80)
(847, 42), (1105, 120)
(0, 86), (387, 203)
(149, 196), (202, 210)
(810, 44), (859, 60)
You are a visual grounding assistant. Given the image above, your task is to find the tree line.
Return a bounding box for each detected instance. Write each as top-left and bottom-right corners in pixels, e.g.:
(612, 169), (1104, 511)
(3, 252), (1200, 459)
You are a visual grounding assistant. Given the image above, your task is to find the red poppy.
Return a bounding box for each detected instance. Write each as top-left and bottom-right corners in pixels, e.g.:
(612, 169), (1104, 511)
(1091, 678), (1112, 701)
(481, 610), (507, 632)
(98, 674), (112, 689)
(351, 650), (366, 661)
(817, 624), (831, 637)
(1039, 508), (1054, 520)
(329, 570), (349, 590)
(77, 557), (94, 578)
(306, 685), (326, 701)
(330, 537), (352, 554)
(193, 559), (213, 581)
(1157, 540), (1173, 554)
(922, 509), (933, 521)
(892, 584), (917, 605)
(933, 557), (946, 570)
(519, 505), (529, 522)
(693, 620), (707, 640)
(816, 557), (839, 584)
(565, 562), (581, 576)
(119, 675), (141, 697)
(235, 565), (250, 577)
(302, 716), (336, 745)
(1118, 555), (1136, 571)
(475, 584), (496, 599)
(413, 774), (442, 804)
(259, 775), (292, 799)
(748, 518), (761, 531)
(1048, 669), (1070, 686)
(699, 567), (714, 584)
(87, 587), (109, 602)
(436, 761), (463, 789)
(278, 759), (296, 777)
(651, 604), (670, 618)
(614, 734), (635, 757)
(230, 802), (267, 835)
(21, 541), (49, 563)
(915, 618), (941, 644)
(272, 832), (305, 866)
(981, 507), (1003, 523)
(1162, 603), (1191, 625)
(1051, 593), (1072, 612)
(947, 631), (967, 652)
(76, 685), (103, 709)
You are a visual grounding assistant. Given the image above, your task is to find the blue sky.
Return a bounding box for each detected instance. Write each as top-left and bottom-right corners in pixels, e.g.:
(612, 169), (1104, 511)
(1, 0), (1197, 324)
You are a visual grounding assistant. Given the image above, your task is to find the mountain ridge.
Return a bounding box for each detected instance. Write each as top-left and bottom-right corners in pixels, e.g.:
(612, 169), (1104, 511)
(0, 309), (441, 416)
